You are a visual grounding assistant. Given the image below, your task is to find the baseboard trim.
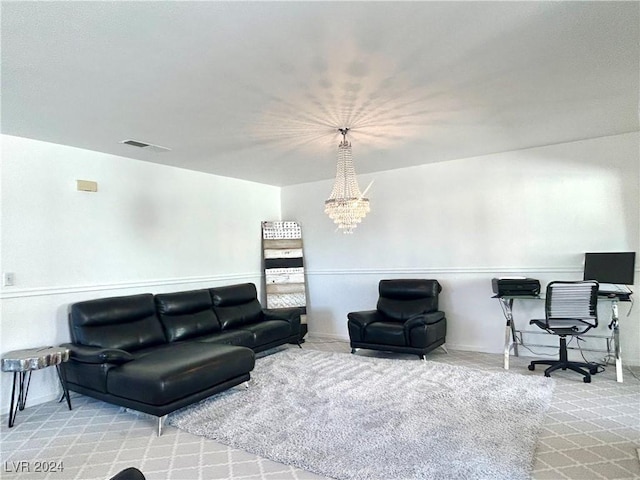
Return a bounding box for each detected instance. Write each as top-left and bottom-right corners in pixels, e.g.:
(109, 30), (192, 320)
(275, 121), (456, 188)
(305, 335), (503, 356)
(307, 332), (349, 343)
(444, 343), (500, 354)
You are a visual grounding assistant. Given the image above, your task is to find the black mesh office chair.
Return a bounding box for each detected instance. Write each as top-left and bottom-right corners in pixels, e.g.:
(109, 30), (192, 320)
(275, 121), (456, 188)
(528, 280), (599, 383)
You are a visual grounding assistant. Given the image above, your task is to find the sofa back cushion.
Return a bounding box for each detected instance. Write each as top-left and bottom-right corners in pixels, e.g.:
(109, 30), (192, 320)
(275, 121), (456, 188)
(210, 283), (263, 330)
(154, 289), (221, 342)
(377, 279), (442, 322)
(69, 294), (166, 351)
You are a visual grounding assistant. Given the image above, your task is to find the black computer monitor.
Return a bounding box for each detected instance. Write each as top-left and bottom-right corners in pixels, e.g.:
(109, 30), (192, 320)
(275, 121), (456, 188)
(583, 252), (636, 285)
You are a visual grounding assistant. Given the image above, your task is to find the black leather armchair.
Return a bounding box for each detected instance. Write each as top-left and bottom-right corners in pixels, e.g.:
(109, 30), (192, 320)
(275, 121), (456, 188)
(348, 279), (447, 359)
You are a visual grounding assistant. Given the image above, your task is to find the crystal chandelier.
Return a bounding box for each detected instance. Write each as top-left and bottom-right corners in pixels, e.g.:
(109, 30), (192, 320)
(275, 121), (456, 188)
(324, 128), (370, 234)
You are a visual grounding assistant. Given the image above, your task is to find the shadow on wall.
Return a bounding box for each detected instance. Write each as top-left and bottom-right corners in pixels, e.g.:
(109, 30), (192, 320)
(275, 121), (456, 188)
(303, 307), (342, 338)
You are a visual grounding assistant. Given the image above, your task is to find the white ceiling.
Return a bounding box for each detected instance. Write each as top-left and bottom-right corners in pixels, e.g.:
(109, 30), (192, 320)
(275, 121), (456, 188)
(2, 1), (638, 187)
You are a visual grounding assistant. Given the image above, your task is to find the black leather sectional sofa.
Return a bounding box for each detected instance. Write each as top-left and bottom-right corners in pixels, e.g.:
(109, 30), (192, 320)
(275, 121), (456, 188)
(61, 283), (301, 434)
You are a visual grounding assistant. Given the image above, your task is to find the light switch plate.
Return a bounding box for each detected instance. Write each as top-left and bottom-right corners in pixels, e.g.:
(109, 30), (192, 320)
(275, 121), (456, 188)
(77, 180), (98, 192)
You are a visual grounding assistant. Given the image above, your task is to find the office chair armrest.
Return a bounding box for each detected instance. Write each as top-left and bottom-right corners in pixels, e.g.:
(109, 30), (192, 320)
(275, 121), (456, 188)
(530, 318), (595, 334)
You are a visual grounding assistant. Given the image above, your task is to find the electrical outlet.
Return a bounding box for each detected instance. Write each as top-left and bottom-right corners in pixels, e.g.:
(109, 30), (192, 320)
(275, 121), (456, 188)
(3, 272), (15, 286)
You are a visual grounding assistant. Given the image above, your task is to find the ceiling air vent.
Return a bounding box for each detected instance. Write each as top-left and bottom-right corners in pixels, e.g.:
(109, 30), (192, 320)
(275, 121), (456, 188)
(120, 139), (171, 153)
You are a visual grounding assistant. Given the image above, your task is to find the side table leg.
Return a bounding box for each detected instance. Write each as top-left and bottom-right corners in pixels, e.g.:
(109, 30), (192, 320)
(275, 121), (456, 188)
(19, 371), (31, 411)
(8, 372), (18, 427)
(8, 371), (31, 428)
(56, 365), (72, 410)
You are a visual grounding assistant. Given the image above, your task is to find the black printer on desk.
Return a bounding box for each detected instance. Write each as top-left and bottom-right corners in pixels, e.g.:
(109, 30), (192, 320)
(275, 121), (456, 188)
(492, 277), (541, 296)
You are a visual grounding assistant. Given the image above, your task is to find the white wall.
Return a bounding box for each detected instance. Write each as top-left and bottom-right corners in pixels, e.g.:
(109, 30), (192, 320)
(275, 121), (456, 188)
(0, 135), (281, 410)
(282, 132), (640, 366)
(1, 132), (638, 413)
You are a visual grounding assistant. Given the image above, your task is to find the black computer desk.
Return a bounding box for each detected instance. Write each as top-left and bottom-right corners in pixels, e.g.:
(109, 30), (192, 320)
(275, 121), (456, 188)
(494, 292), (632, 383)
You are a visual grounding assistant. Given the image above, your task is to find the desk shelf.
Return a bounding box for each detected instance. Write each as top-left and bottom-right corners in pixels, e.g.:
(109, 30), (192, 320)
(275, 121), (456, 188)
(514, 328), (617, 355)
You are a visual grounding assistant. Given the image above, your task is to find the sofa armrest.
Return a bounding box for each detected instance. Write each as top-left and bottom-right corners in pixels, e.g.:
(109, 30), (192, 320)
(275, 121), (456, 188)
(347, 310), (383, 343)
(403, 312), (446, 348)
(263, 307), (302, 337)
(263, 307), (302, 323)
(347, 310), (382, 328)
(61, 343), (134, 365)
(403, 311), (445, 330)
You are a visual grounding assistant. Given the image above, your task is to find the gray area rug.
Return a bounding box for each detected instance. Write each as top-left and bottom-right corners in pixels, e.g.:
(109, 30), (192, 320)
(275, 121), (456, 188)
(168, 349), (555, 480)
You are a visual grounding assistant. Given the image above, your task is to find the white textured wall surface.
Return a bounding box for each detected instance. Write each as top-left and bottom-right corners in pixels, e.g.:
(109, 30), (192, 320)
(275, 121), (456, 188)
(1, 132), (638, 412)
(0, 135), (280, 410)
(282, 133), (640, 366)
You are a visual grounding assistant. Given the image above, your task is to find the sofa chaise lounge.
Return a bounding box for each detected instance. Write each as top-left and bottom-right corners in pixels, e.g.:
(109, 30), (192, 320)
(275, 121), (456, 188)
(61, 283), (301, 434)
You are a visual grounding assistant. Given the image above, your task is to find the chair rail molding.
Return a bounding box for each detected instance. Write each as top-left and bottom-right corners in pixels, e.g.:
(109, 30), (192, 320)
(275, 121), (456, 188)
(0, 272), (262, 299)
(306, 266), (589, 276)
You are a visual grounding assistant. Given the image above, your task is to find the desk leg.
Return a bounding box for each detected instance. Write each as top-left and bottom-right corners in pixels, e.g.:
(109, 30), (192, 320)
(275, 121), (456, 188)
(504, 323), (511, 370)
(610, 301), (623, 383)
(501, 298), (516, 370)
(614, 327), (623, 383)
(511, 316), (518, 357)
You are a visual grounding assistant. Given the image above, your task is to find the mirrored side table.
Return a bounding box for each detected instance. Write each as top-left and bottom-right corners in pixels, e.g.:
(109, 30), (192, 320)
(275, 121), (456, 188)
(1, 346), (72, 427)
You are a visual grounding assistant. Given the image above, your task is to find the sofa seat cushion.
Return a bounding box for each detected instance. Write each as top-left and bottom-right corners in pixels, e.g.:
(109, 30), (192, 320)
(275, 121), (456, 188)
(107, 343), (254, 406)
(239, 320), (291, 347)
(197, 330), (255, 348)
(364, 321), (406, 346)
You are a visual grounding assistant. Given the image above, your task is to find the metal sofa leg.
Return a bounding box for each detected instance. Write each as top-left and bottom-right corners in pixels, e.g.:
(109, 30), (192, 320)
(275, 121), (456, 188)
(441, 344), (449, 354)
(157, 414), (167, 436)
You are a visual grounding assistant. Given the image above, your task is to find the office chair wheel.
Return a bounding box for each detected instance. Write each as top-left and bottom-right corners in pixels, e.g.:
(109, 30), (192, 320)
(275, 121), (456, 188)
(528, 364), (535, 371)
(589, 366), (598, 375)
(583, 375), (591, 383)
